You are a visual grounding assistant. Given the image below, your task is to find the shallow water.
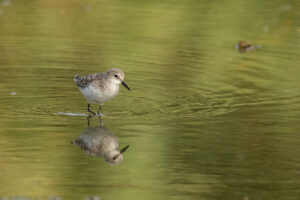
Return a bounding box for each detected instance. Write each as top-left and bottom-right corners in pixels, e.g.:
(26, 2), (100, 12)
(0, 0), (299, 199)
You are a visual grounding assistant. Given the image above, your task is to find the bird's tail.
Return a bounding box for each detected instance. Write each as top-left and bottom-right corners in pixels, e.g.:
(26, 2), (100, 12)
(74, 74), (82, 86)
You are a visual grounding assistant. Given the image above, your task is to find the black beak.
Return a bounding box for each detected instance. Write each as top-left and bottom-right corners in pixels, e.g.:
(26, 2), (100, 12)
(120, 145), (130, 154)
(121, 81), (131, 90)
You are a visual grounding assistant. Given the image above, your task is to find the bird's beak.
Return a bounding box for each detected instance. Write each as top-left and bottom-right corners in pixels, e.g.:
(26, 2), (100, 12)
(120, 145), (130, 154)
(121, 81), (131, 90)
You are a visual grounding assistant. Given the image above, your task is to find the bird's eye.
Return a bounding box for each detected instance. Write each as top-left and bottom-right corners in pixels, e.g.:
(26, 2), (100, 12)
(114, 75), (118, 78)
(113, 156), (117, 160)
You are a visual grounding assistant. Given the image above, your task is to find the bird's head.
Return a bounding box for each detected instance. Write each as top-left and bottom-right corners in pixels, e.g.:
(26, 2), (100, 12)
(103, 145), (130, 166)
(107, 68), (130, 90)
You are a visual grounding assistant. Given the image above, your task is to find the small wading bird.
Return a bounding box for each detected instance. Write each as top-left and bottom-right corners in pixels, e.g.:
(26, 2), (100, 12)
(74, 68), (130, 115)
(73, 118), (130, 165)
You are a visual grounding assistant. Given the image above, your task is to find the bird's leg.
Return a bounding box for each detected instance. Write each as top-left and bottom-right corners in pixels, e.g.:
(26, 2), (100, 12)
(87, 103), (96, 116)
(87, 115), (91, 126)
(98, 116), (104, 126)
(97, 104), (102, 115)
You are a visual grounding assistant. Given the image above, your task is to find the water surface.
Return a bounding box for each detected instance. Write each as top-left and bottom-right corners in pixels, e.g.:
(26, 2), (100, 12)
(0, 0), (299, 199)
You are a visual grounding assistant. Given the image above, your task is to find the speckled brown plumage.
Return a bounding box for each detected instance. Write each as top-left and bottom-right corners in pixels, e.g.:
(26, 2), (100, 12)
(74, 73), (106, 89)
(74, 68), (130, 114)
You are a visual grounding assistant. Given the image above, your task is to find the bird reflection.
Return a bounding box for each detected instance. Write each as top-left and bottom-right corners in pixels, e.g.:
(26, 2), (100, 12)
(73, 117), (129, 165)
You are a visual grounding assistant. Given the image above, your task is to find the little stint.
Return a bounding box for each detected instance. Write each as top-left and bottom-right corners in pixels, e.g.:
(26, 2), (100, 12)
(73, 121), (130, 165)
(74, 68), (130, 115)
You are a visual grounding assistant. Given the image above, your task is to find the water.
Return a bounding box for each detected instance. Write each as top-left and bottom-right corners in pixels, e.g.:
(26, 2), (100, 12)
(0, 0), (299, 199)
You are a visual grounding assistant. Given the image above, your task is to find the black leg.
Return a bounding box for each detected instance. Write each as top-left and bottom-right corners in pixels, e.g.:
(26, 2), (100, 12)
(87, 115), (91, 126)
(87, 113), (95, 126)
(97, 105), (102, 114)
(87, 103), (96, 115)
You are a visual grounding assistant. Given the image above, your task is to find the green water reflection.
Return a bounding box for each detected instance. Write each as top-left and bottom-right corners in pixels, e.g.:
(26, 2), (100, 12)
(0, 0), (299, 199)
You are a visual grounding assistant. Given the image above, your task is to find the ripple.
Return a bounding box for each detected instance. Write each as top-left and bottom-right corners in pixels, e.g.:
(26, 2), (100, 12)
(54, 112), (89, 117)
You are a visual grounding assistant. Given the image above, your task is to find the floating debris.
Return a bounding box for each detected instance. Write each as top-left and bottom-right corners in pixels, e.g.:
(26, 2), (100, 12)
(84, 196), (101, 200)
(84, 5), (93, 11)
(2, 0), (11, 6)
(48, 197), (61, 200)
(263, 25), (269, 32)
(10, 91), (16, 95)
(280, 4), (291, 11)
(236, 40), (261, 53)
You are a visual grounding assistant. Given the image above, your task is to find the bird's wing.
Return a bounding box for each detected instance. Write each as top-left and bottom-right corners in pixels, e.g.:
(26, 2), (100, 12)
(75, 73), (105, 88)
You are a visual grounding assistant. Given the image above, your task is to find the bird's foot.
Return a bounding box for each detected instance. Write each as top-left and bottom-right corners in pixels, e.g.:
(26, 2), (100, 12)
(96, 112), (104, 117)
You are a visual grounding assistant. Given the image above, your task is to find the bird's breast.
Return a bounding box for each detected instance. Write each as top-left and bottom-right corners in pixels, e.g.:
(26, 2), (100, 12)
(79, 83), (119, 104)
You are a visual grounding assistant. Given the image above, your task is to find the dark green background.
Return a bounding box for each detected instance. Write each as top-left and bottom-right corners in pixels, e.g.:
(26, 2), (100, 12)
(0, 0), (299, 199)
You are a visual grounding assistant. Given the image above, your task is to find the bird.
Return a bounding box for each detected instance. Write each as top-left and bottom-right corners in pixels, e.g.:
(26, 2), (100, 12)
(74, 68), (130, 115)
(236, 40), (261, 53)
(73, 120), (130, 165)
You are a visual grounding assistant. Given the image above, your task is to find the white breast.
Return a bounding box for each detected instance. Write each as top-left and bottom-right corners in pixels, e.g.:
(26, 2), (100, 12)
(79, 84), (119, 104)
